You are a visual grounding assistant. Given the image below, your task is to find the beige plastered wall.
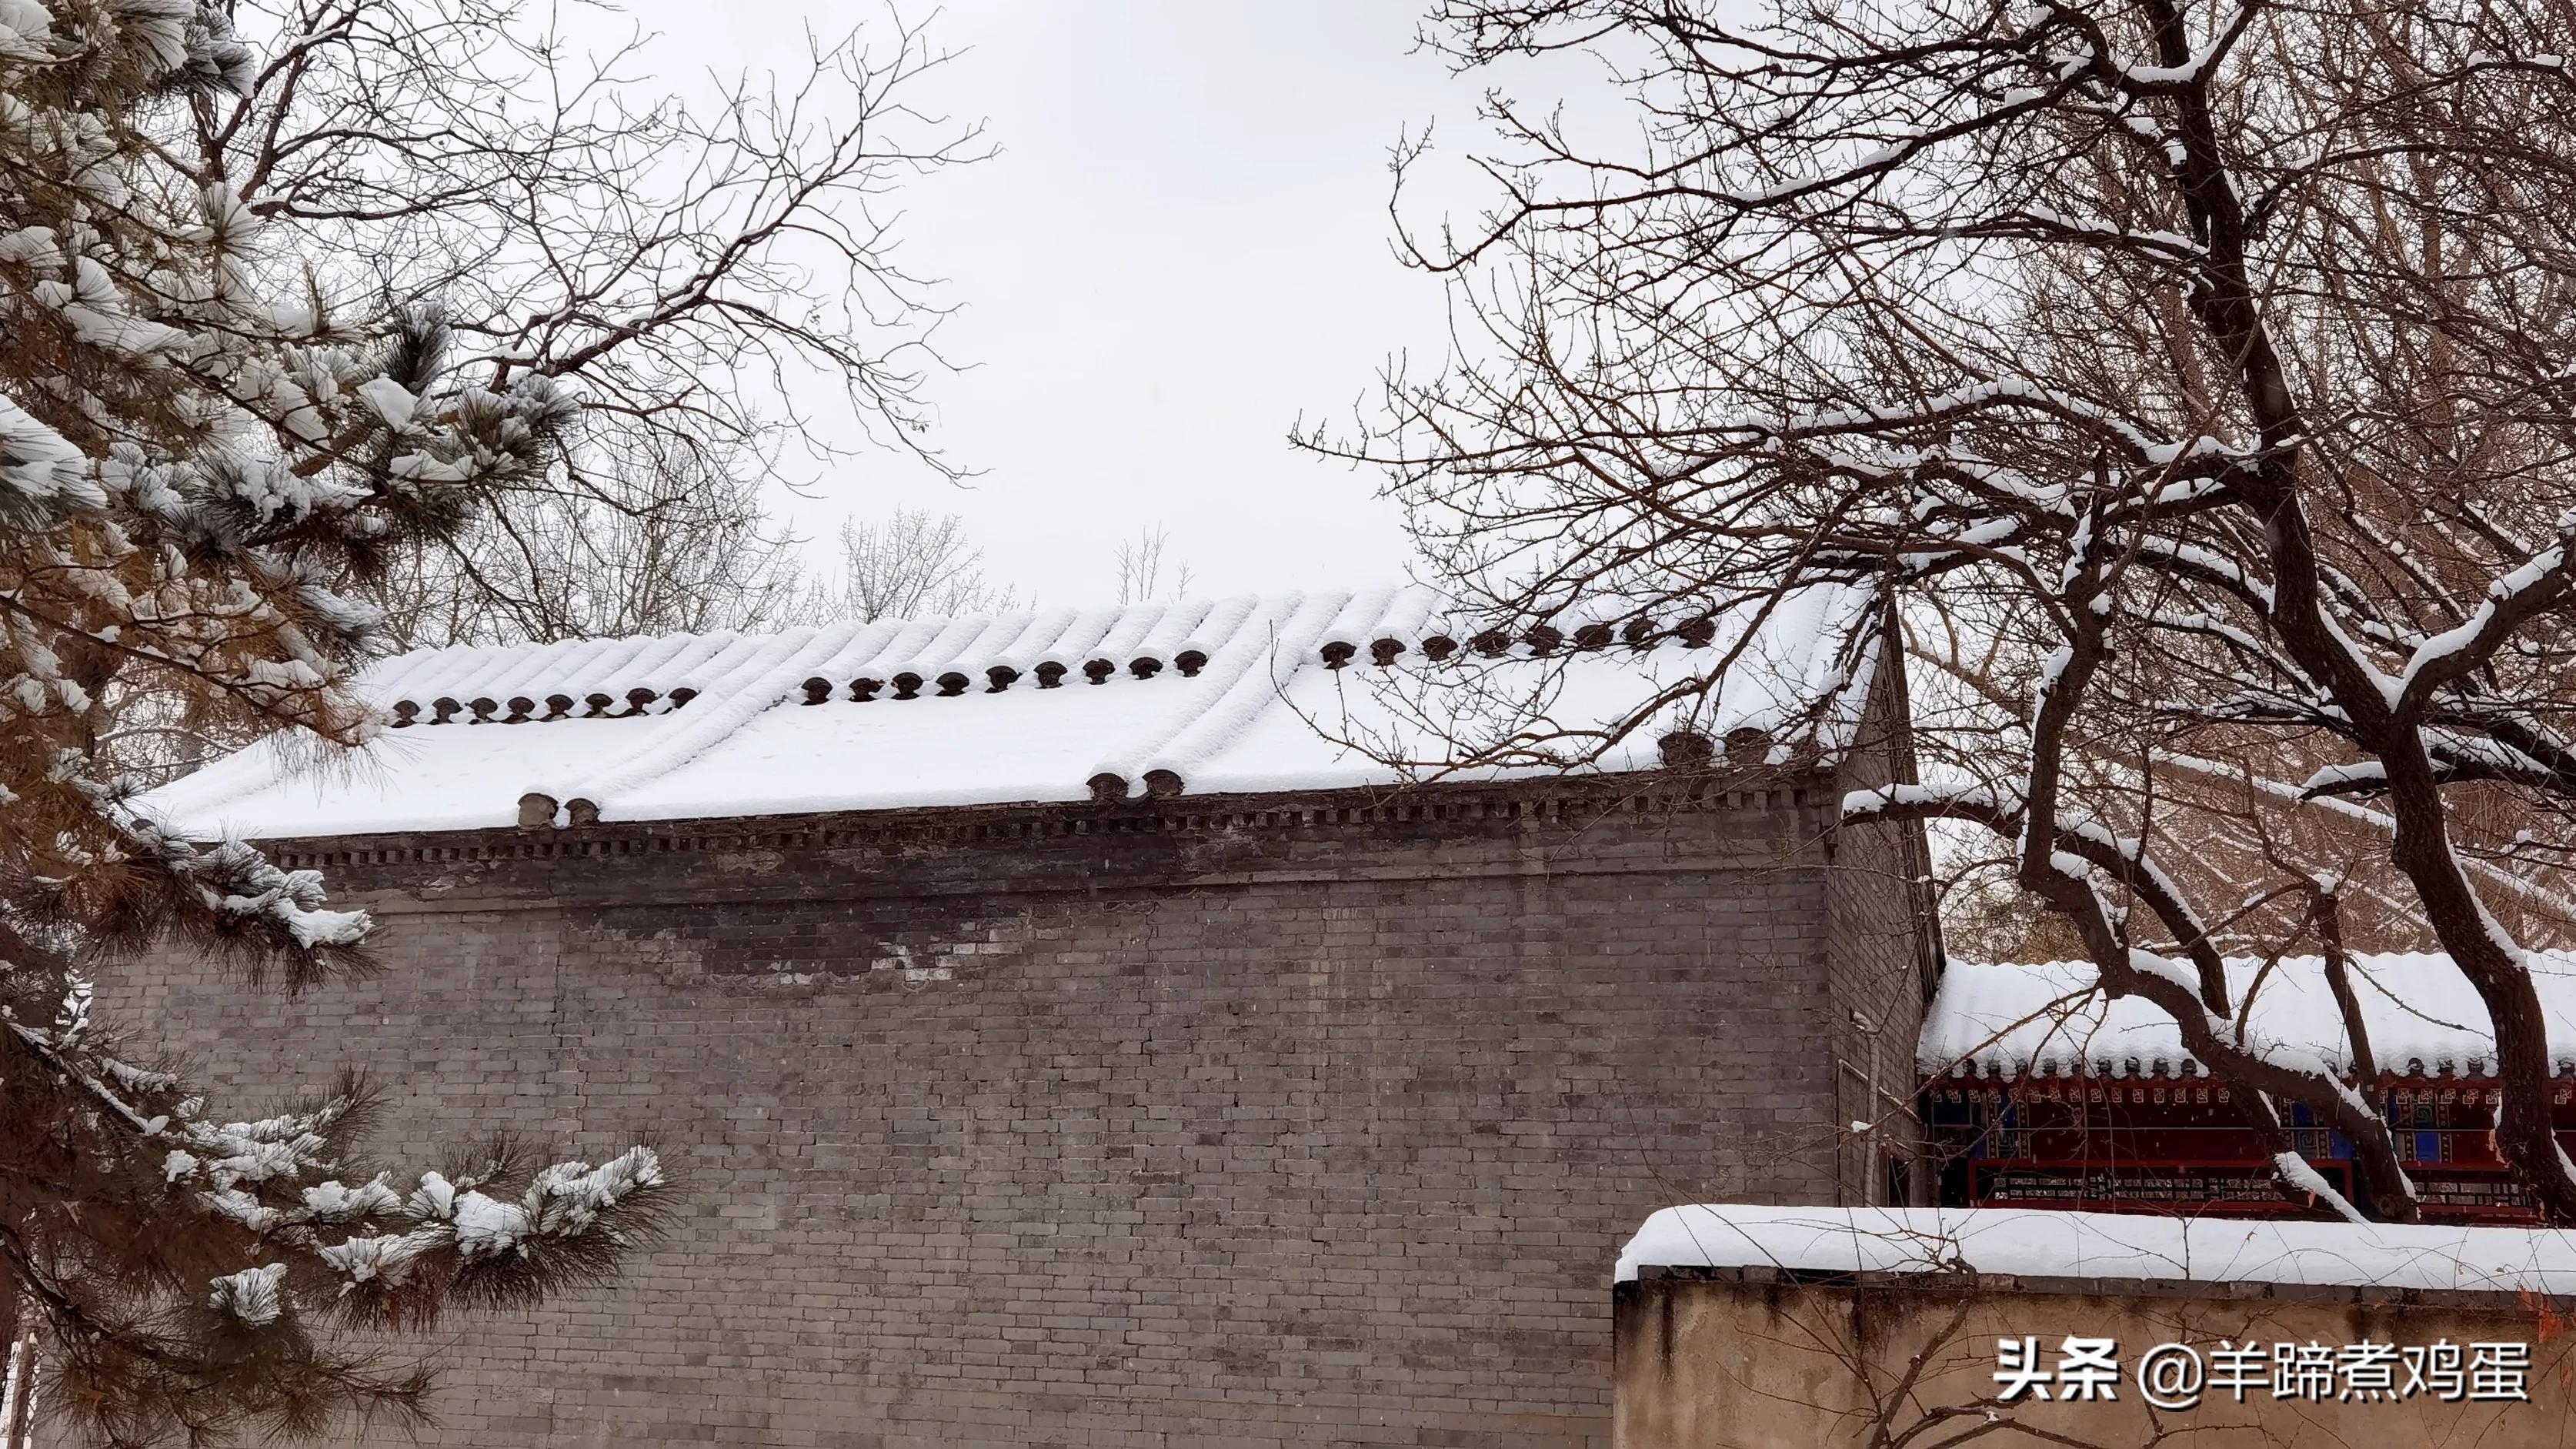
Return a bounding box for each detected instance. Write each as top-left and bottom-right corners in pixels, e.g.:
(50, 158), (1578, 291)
(1617, 1264), (2576, 1448)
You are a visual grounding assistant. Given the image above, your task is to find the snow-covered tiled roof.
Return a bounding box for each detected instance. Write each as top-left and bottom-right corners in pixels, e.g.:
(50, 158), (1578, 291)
(1617, 1204), (2576, 1294)
(1923, 954), (2576, 1083)
(142, 582), (1884, 840)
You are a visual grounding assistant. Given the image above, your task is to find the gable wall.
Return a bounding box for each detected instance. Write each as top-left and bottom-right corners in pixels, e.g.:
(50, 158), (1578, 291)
(1825, 618), (1941, 1204)
(104, 782), (1872, 1449)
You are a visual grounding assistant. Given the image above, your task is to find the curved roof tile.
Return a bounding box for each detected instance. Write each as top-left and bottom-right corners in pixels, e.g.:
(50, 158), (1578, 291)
(139, 581), (1884, 839)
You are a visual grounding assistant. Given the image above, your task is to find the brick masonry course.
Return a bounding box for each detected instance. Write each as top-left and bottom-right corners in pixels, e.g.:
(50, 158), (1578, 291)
(102, 768), (1932, 1448)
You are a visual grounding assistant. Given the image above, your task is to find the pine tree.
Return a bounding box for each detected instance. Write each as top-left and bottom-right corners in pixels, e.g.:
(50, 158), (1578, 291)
(0, 4), (668, 1440)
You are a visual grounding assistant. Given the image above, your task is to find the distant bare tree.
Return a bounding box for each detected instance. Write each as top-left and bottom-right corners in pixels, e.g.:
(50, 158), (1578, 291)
(1115, 526), (1196, 605)
(805, 508), (1009, 622)
(379, 442), (812, 648)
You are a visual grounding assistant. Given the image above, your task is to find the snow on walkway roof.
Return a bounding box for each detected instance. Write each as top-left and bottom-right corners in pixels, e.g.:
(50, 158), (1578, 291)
(1924, 953), (2576, 1083)
(141, 583), (1884, 840)
(1617, 1204), (2576, 1294)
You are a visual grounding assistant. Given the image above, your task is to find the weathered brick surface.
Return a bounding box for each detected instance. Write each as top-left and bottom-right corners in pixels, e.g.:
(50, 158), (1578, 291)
(102, 778), (1924, 1447)
(1824, 641), (1942, 1206)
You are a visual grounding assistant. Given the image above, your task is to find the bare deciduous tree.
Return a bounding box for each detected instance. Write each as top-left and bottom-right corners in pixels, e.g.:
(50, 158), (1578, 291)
(811, 507), (1011, 622)
(1318, 0), (2576, 1219)
(190, 0), (988, 648)
(376, 442), (812, 649)
(1114, 526), (1196, 605)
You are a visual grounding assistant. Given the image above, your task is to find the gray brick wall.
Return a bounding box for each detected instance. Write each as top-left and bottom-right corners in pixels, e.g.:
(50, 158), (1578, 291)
(101, 779), (1922, 1447)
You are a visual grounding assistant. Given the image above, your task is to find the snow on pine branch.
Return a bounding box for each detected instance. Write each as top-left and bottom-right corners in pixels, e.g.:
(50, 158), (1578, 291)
(0, 973), (672, 1333)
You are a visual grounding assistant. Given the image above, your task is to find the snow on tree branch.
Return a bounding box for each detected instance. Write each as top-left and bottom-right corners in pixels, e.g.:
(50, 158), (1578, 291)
(1326, 0), (2576, 1220)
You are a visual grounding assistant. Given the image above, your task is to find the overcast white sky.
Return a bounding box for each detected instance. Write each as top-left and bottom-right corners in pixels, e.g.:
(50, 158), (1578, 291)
(608, 1), (1523, 606)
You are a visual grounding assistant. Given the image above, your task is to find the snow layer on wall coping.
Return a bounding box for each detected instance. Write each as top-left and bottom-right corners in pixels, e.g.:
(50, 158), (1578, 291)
(1617, 1204), (2576, 1294)
(1924, 953), (2576, 1082)
(136, 580), (1887, 840)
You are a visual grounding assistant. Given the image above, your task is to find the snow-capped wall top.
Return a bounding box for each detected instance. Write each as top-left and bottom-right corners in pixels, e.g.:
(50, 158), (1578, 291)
(1923, 953), (2576, 1083)
(1616, 1204), (2576, 1293)
(140, 582), (1885, 840)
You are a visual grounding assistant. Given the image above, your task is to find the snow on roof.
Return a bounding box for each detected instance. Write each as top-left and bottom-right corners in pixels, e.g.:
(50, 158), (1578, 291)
(1923, 953), (2576, 1083)
(141, 583), (1884, 840)
(1616, 1204), (2576, 1294)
